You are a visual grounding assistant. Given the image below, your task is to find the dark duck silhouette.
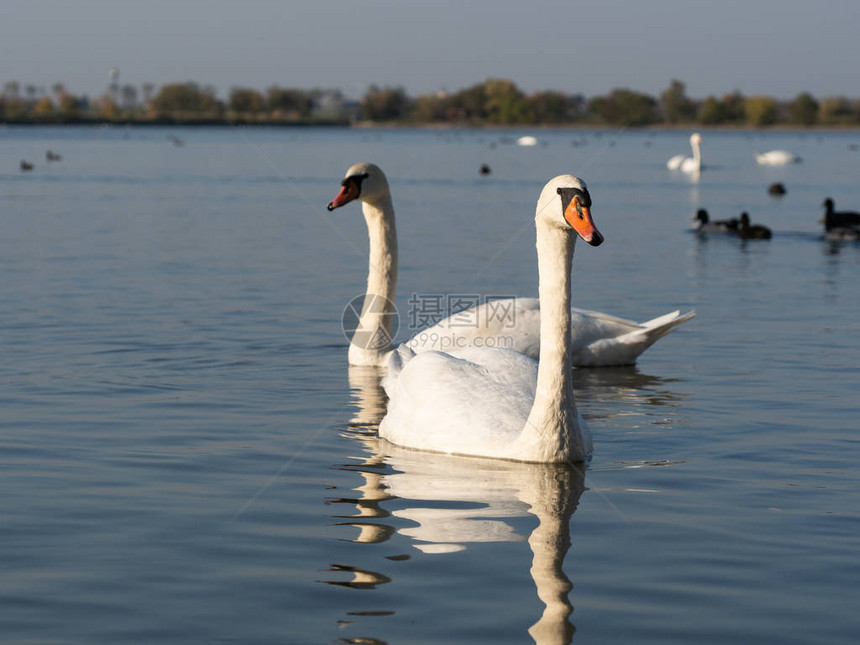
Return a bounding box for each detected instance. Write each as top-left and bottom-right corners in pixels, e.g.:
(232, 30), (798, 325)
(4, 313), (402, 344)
(767, 182), (786, 196)
(822, 198), (860, 241)
(822, 198), (860, 231)
(20, 160), (33, 171)
(692, 209), (738, 233)
(737, 212), (772, 240)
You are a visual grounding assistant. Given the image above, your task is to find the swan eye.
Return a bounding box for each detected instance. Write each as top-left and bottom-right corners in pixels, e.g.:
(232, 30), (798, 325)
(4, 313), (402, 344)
(341, 172), (370, 194)
(556, 187), (591, 219)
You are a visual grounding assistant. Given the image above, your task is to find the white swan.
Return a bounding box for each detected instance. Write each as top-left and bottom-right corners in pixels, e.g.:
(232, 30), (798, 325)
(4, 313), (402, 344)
(755, 150), (801, 166)
(327, 163), (694, 367)
(667, 133), (703, 173)
(379, 175), (601, 463)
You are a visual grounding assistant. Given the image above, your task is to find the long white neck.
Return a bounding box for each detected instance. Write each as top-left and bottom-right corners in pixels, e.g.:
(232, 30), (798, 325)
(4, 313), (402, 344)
(348, 196), (398, 366)
(691, 138), (702, 168)
(519, 223), (589, 462)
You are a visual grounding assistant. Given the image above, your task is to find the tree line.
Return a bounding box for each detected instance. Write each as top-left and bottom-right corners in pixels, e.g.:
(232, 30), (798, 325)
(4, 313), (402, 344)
(2, 78), (859, 127)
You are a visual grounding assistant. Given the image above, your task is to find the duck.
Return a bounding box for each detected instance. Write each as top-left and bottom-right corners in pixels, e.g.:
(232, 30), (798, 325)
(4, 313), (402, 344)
(19, 160), (33, 171)
(327, 163), (695, 368)
(692, 208), (738, 233)
(46, 150), (62, 162)
(479, 163), (492, 176)
(737, 212), (772, 239)
(667, 133), (703, 174)
(822, 198), (860, 231)
(755, 150), (801, 166)
(379, 175), (601, 463)
(767, 182), (786, 196)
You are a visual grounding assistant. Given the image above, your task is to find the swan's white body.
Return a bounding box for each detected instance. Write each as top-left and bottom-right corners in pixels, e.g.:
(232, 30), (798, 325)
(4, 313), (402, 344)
(409, 300), (693, 367)
(756, 150), (801, 166)
(517, 135), (538, 146)
(328, 163), (695, 367)
(667, 133), (703, 173)
(380, 175), (600, 463)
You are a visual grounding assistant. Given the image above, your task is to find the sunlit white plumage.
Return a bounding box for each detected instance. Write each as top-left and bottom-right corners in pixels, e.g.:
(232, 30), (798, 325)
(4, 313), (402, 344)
(380, 175), (602, 463)
(667, 133), (703, 173)
(755, 150), (801, 165)
(327, 163), (694, 367)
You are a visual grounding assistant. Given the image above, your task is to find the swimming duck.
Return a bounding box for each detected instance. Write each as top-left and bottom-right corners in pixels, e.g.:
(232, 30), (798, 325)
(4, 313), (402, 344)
(737, 212), (772, 239)
(692, 209), (738, 233)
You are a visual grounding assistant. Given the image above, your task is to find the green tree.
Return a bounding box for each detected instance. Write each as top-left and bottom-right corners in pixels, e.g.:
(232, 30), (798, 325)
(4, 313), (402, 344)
(93, 95), (119, 119)
(697, 96), (726, 124)
(589, 89), (657, 125)
(34, 96), (54, 116)
(483, 78), (531, 124)
(448, 82), (488, 120)
(151, 82), (221, 115)
(266, 86), (312, 117)
(745, 95), (777, 126)
(228, 87), (265, 113)
(787, 92), (818, 126)
(57, 91), (79, 117)
(819, 96), (852, 124)
(718, 92), (746, 123)
(360, 85), (412, 121)
(412, 92), (451, 122)
(659, 79), (696, 123)
(528, 91), (583, 124)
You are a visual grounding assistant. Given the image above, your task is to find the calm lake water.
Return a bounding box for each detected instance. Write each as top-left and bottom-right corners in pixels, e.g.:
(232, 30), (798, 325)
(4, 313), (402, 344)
(1, 125), (858, 644)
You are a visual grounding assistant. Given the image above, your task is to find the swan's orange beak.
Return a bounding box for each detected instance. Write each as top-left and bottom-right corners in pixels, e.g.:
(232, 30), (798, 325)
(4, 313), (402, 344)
(564, 196), (604, 246)
(326, 180), (361, 211)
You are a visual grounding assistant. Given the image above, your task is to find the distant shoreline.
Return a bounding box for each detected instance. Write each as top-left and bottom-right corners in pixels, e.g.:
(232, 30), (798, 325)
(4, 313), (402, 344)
(3, 119), (860, 132)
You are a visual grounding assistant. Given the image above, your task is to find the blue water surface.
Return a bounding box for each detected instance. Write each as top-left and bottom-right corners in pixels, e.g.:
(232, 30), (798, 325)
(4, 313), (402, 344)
(1, 125), (858, 644)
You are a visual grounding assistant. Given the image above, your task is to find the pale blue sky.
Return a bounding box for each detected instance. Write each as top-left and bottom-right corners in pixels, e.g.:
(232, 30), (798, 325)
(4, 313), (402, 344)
(1, 0), (858, 101)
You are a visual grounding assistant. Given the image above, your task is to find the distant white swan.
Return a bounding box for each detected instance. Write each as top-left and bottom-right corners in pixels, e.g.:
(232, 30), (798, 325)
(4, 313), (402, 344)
(667, 133), (703, 173)
(755, 150), (801, 166)
(517, 135), (538, 146)
(327, 163), (694, 367)
(379, 175), (601, 462)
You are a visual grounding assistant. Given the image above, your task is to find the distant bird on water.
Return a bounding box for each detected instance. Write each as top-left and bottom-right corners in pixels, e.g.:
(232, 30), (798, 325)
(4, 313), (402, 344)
(755, 150), (801, 166)
(821, 198), (860, 231)
(737, 212), (772, 239)
(692, 209), (738, 233)
(20, 160), (33, 171)
(46, 150), (62, 162)
(667, 133), (703, 174)
(479, 164), (492, 176)
(767, 182), (786, 196)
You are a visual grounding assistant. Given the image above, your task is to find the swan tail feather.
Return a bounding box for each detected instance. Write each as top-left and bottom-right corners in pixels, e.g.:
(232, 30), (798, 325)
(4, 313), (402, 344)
(572, 309), (696, 367)
(639, 309), (696, 342)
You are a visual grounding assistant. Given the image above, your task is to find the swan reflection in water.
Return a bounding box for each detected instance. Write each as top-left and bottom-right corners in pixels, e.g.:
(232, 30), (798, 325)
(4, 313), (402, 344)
(325, 366), (587, 645)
